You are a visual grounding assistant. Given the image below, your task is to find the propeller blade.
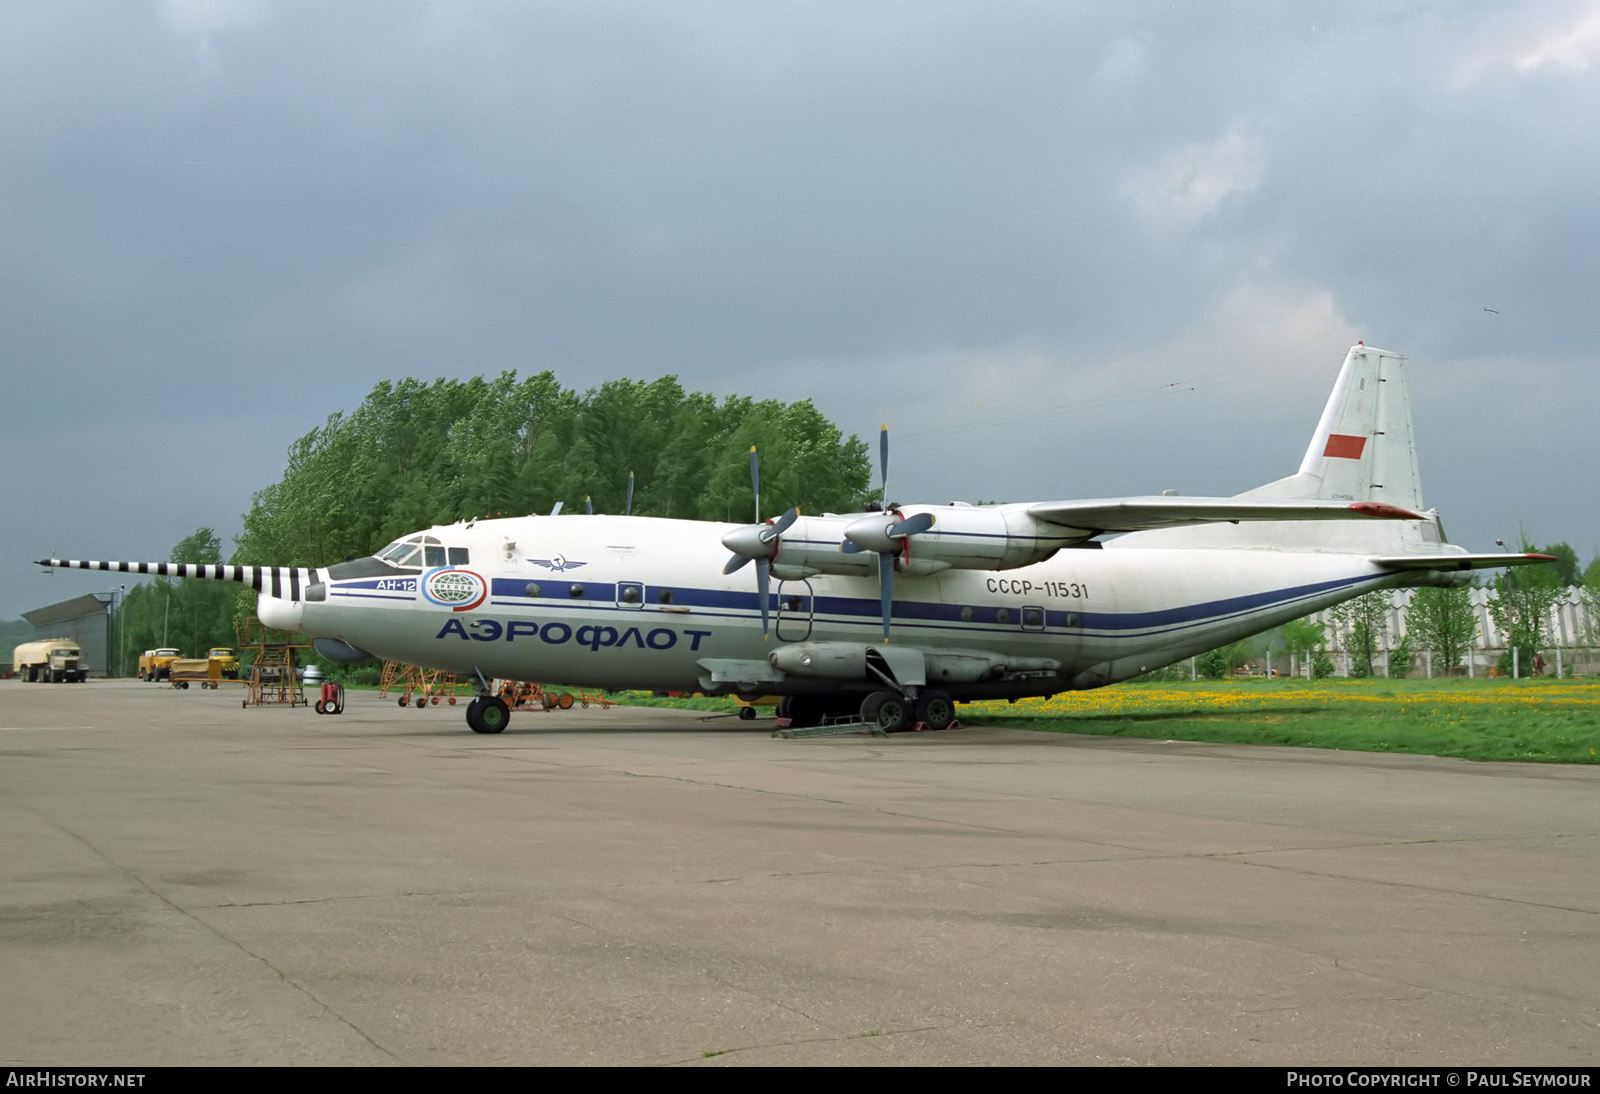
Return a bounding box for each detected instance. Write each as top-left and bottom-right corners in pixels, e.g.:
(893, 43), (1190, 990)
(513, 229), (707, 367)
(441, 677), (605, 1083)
(890, 511), (934, 539)
(724, 554), (752, 576)
(549, 501), (564, 516)
(585, 496), (592, 515)
(840, 540), (866, 554)
(756, 558), (772, 638)
(749, 445), (760, 523)
(626, 471), (634, 516)
(878, 424), (889, 511)
(878, 552), (895, 642)
(759, 507), (798, 544)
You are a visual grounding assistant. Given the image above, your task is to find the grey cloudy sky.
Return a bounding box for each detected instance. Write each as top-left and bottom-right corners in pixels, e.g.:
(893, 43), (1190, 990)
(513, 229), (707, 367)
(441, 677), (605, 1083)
(5, 0), (1598, 620)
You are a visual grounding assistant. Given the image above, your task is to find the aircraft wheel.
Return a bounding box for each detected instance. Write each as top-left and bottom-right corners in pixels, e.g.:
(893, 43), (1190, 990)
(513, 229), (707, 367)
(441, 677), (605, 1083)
(738, 705), (756, 721)
(785, 695), (826, 728)
(916, 689), (956, 731)
(861, 691), (911, 733)
(466, 696), (510, 734)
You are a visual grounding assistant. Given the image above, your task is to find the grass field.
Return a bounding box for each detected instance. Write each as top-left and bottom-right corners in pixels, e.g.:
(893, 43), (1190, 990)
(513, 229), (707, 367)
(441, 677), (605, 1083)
(960, 677), (1600, 764)
(624, 678), (1600, 764)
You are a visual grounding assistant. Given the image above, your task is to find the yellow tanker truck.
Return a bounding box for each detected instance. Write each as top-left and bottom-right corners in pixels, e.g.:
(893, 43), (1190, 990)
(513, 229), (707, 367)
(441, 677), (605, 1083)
(13, 639), (89, 683)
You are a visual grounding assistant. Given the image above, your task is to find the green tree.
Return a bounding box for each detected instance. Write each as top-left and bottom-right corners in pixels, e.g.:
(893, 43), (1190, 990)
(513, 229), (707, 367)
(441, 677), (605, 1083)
(115, 529), (240, 671)
(1406, 585), (1479, 676)
(1331, 591), (1392, 677)
(1485, 543), (1566, 675)
(1386, 632), (1413, 678)
(1279, 618), (1325, 678)
(1580, 558), (1600, 650)
(237, 374), (871, 567)
(1489, 569), (1559, 677)
(1196, 640), (1248, 679)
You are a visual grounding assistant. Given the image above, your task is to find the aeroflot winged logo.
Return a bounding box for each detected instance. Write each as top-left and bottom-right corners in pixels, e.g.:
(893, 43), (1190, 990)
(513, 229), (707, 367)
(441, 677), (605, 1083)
(421, 568), (488, 612)
(529, 555), (587, 572)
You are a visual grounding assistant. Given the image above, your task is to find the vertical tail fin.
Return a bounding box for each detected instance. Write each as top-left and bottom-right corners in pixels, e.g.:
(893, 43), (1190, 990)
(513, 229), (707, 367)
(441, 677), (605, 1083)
(1118, 344), (1440, 552)
(1243, 344), (1422, 509)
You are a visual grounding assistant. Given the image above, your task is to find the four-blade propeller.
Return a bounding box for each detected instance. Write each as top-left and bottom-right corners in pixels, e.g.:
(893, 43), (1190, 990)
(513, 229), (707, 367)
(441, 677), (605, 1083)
(721, 428), (931, 642)
(842, 425), (933, 641)
(721, 446), (798, 638)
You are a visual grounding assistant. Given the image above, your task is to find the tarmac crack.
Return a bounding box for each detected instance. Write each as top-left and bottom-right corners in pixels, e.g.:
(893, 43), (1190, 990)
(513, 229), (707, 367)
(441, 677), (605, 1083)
(669, 1023), (949, 1065)
(1223, 854), (1600, 917)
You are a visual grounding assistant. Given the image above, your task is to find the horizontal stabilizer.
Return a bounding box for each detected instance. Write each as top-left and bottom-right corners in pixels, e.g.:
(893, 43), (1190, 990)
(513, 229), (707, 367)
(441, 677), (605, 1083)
(1028, 497), (1421, 537)
(1371, 552), (1557, 573)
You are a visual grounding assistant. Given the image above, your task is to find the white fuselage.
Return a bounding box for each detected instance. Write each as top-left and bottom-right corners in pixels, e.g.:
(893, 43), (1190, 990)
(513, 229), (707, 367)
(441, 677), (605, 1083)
(266, 513), (1407, 698)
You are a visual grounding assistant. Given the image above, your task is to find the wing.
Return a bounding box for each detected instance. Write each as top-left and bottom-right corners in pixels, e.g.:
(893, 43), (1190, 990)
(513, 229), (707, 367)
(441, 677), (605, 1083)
(1027, 497), (1420, 538)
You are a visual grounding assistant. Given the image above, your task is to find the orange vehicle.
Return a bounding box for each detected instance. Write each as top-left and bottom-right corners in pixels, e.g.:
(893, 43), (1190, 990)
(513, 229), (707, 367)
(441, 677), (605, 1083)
(138, 648), (182, 681)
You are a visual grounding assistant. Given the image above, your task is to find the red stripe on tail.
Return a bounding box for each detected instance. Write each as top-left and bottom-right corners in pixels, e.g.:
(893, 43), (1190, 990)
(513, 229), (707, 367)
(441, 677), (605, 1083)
(1323, 433), (1367, 459)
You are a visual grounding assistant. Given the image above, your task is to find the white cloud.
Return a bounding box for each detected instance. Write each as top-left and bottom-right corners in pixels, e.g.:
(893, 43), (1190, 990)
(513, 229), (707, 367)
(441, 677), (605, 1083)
(1516, 2), (1600, 72)
(158, 0), (262, 36)
(1122, 125), (1264, 233)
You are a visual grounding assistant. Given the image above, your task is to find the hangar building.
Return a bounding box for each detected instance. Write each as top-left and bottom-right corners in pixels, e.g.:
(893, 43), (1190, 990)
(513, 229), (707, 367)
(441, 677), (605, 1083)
(22, 594), (116, 677)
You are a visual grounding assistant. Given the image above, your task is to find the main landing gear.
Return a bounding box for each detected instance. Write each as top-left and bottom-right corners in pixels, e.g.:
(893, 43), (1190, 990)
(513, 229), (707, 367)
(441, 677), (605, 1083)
(860, 687), (957, 733)
(778, 688), (958, 733)
(466, 693), (510, 734)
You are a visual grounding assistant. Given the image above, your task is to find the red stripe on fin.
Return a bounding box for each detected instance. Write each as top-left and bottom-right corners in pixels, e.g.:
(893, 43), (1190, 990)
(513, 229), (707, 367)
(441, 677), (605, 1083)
(1323, 433), (1367, 459)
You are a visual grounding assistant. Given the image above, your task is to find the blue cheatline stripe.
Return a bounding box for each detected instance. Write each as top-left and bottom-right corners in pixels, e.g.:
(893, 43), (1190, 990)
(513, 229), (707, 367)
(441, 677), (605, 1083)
(470, 570), (1386, 641)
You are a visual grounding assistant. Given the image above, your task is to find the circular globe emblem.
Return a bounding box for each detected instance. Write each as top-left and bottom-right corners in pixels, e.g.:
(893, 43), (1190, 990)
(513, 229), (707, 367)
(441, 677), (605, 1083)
(422, 568), (487, 612)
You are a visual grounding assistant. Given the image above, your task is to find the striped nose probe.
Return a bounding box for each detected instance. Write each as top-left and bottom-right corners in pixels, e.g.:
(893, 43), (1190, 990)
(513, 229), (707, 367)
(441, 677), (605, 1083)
(37, 559), (323, 601)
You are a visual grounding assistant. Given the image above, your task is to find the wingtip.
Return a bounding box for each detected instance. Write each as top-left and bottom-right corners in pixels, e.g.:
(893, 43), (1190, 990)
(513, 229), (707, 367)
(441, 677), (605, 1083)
(1346, 502), (1423, 520)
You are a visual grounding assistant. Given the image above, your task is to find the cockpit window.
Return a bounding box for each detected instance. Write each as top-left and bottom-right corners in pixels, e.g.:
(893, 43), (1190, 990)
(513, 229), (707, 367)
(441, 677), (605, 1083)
(448, 547), (469, 565)
(378, 534), (448, 569)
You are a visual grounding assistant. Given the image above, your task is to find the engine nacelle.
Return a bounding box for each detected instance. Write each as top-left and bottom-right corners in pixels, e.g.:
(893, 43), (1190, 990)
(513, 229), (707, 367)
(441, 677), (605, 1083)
(769, 641), (1061, 684)
(768, 504), (1080, 580)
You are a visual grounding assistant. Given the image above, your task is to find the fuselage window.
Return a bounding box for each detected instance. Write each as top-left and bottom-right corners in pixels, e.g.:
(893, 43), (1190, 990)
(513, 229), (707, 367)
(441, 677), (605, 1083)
(448, 547), (469, 565)
(995, 608), (1011, 625)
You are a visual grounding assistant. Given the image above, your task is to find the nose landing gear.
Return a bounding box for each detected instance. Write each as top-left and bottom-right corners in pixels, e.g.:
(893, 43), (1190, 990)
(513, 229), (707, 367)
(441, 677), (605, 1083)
(466, 693), (510, 734)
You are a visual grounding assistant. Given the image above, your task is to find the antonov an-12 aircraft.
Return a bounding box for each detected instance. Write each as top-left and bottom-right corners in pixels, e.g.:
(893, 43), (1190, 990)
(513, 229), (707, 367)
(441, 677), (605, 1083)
(42, 345), (1550, 734)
